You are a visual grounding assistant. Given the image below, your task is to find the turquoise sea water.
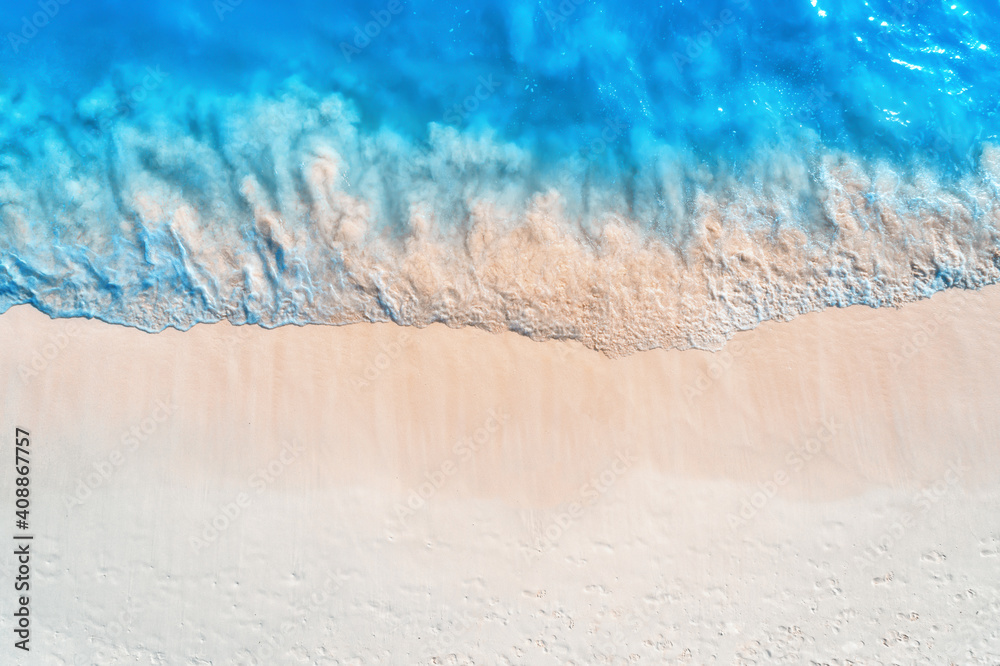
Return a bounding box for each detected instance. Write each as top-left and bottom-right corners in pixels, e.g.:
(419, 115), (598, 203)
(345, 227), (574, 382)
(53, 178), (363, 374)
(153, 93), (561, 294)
(1, 0), (998, 354)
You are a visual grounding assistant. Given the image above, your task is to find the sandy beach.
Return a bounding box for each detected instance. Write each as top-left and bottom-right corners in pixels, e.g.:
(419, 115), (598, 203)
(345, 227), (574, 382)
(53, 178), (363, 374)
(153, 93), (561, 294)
(2, 285), (999, 663)
(4, 1), (1000, 663)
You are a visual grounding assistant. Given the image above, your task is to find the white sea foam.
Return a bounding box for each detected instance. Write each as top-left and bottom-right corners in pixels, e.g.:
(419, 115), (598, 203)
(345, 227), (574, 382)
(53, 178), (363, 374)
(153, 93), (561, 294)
(1, 81), (997, 355)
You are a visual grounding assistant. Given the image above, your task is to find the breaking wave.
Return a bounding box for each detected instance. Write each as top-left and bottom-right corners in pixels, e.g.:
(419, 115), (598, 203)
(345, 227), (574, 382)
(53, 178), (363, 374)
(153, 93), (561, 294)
(1, 0), (998, 355)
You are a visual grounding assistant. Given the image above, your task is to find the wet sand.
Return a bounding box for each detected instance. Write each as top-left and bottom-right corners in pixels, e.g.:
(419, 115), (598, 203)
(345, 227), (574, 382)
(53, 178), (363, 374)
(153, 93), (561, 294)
(1, 286), (999, 663)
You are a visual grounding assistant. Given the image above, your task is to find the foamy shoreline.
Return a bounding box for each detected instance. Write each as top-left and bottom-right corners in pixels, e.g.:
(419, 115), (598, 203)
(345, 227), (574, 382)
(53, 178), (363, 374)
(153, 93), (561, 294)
(2, 286), (999, 663)
(4, 75), (1000, 358)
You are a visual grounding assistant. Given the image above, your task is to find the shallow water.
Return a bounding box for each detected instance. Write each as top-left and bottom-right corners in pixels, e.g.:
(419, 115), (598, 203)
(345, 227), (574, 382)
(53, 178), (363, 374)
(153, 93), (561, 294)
(1, 0), (998, 354)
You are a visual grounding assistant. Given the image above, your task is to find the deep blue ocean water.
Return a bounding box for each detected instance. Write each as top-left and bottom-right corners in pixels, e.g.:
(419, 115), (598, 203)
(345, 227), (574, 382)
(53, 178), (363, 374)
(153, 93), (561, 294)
(1, 0), (998, 354)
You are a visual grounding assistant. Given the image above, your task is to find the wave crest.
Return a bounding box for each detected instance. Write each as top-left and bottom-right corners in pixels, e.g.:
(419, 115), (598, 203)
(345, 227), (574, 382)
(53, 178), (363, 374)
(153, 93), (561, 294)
(1, 84), (998, 355)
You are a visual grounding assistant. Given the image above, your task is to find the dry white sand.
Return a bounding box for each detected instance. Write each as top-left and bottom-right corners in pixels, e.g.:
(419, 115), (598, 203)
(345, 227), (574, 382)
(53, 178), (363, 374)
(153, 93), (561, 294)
(1, 286), (999, 664)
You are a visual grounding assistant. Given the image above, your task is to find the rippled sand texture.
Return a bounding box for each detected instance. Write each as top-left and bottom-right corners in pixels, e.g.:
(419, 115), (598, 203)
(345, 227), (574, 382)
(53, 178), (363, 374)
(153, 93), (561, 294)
(1, 285), (998, 662)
